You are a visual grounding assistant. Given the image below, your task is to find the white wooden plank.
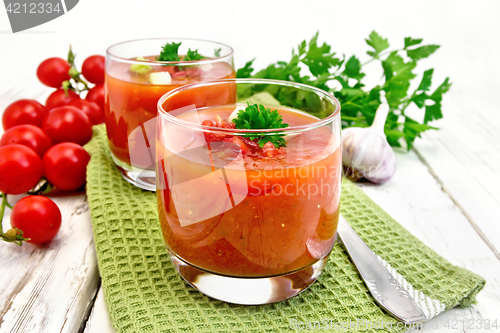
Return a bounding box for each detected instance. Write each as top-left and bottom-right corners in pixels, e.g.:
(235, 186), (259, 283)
(412, 90), (500, 258)
(83, 287), (114, 333)
(0, 194), (100, 333)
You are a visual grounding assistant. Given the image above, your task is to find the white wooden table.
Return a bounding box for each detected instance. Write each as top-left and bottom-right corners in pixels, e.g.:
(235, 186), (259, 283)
(1, 1), (499, 332)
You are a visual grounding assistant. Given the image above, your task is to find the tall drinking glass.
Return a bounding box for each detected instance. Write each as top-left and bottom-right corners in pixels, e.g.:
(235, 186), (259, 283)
(156, 79), (342, 304)
(105, 38), (235, 190)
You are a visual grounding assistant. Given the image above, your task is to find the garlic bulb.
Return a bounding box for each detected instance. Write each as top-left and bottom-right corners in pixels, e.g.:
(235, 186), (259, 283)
(341, 101), (396, 184)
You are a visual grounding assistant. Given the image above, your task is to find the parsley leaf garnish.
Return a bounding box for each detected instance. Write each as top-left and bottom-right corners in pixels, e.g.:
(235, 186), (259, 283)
(156, 42), (205, 62)
(236, 31), (451, 150)
(184, 48), (204, 61)
(157, 42), (181, 61)
(232, 103), (289, 148)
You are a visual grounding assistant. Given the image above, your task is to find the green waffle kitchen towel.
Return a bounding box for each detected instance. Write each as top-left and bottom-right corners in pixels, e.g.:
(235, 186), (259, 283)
(85, 125), (485, 333)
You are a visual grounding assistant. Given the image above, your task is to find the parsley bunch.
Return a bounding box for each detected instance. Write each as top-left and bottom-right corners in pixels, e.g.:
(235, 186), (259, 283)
(232, 103), (289, 148)
(237, 31), (451, 149)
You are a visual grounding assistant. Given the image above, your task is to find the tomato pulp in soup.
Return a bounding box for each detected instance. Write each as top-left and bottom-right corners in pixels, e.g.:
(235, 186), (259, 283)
(157, 105), (341, 277)
(105, 58), (235, 168)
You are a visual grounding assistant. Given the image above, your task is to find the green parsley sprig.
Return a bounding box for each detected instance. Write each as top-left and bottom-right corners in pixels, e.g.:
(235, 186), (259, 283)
(232, 103), (289, 148)
(157, 42), (182, 61)
(184, 49), (204, 61)
(156, 42), (205, 62)
(236, 31), (451, 150)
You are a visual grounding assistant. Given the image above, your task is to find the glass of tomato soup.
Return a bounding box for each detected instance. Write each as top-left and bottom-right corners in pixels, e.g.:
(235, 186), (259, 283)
(156, 79), (341, 305)
(105, 38), (235, 190)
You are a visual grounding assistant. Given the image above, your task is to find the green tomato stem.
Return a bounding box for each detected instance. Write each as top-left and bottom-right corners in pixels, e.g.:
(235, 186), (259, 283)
(0, 193), (29, 246)
(68, 67), (90, 93)
(0, 193), (8, 235)
(65, 45), (90, 94)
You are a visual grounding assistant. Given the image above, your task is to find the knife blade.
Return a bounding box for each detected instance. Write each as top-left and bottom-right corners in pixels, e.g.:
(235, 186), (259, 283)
(337, 215), (428, 324)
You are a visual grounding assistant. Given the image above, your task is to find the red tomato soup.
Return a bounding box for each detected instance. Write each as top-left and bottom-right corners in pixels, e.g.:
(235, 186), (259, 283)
(105, 57), (235, 168)
(157, 105), (341, 277)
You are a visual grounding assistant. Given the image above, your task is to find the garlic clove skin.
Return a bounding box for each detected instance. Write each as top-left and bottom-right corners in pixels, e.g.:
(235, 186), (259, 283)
(341, 101), (397, 184)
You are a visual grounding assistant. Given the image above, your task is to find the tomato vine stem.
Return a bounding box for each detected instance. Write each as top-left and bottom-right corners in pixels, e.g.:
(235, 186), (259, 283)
(0, 193), (30, 246)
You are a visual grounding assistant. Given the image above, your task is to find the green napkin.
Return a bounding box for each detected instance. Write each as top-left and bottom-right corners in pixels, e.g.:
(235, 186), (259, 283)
(85, 121), (484, 333)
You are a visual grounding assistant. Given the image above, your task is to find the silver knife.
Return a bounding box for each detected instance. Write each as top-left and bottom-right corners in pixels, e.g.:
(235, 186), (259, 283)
(337, 215), (428, 324)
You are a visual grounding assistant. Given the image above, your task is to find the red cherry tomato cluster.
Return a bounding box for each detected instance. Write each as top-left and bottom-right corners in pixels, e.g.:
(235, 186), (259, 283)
(36, 48), (105, 125)
(0, 47), (104, 246)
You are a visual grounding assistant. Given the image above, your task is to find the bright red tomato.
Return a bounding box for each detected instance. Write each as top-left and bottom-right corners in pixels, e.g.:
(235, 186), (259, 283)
(0, 144), (42, 194)
(37, 57), (71, 88)
(2, 99), (47, 130)
(85, 84), (105, 111)
(43, 143), (90, 191)
(45, 89), (80, 111)
(0, 125), (52, 157)
(11, 195), (62, 245)
(82, 55), (105, 84)
(42, 106), (93, 146)
(68, 100), (104, 125)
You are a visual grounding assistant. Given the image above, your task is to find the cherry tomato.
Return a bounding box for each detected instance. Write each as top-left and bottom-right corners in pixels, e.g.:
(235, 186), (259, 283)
(81, 55), (105, 84)
(11, 195), (62, 245)
(42, 106), (93, 146)
(68, 100), (104, 125)
(43, 143), (90, 191)
(2, 99), (47, 130)
(0, 144), (42, 194)
(37, 57), (71, 88)
(0, 125), (52, 157)
(85, 84), (105, 111)
(46, 89), (80, 111)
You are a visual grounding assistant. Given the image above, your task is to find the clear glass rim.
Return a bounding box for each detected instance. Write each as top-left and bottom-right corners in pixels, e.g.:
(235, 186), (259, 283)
(106, 37), (234, 66)
(157, 78), (341, 135)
